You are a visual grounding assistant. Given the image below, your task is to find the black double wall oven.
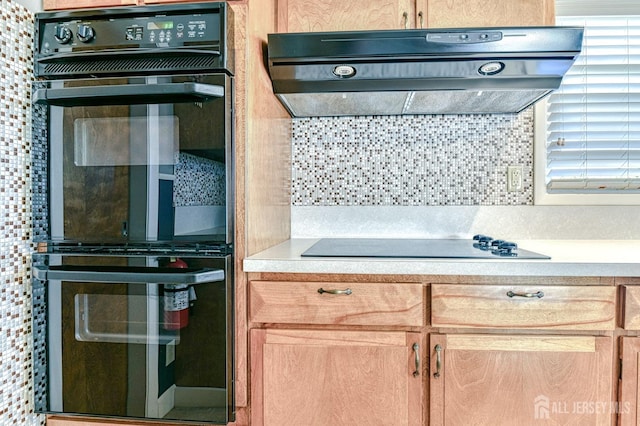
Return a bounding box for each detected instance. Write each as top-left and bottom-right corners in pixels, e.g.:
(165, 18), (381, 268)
(31, 3), (235, 424)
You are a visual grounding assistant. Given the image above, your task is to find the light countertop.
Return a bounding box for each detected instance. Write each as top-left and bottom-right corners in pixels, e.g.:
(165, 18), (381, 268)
(243, 239), (640, 277)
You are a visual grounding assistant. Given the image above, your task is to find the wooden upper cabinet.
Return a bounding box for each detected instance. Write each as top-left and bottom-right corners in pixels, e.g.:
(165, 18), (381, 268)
(276, 0), (554, 33)
(43, 0), (136, 10)
(277, 0), (418, 33)
(144, 0), (247, 4)
(43, 0), (246, 11)
(425, 0), (555, 27)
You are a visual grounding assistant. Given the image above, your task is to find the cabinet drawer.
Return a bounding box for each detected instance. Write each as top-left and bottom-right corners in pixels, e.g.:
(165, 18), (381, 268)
(621, 285), (640, 329)
(250, 281), (424, 326)
(431, 284), (615, 330)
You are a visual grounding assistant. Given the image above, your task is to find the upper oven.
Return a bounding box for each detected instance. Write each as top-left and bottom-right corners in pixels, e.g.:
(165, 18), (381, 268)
(33, 2), (234, 246)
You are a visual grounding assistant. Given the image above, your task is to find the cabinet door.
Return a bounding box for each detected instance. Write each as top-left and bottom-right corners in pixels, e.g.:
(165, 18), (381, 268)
(430, 334), (614, 426)
(277, 0), (416, 32)
(424, 0), (555, 27)
(144, 0), (247, 3)
(251, 329), (423, 426)
(619, 337), (640, 425)
(43, 0), (137, 10)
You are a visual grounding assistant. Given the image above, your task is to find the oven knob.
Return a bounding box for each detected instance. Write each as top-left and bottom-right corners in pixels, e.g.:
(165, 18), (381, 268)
(54, 25), (72, 44)
(77, 24), (95, 43)
(492, 241), (518, 257)
(472, 234), (493, 250)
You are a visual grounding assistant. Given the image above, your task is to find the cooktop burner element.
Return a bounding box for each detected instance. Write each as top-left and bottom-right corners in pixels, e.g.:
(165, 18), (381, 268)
(301, 236), (550, 260)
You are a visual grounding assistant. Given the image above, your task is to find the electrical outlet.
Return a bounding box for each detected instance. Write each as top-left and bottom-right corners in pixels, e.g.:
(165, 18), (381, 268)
(507, 165), (524, 192)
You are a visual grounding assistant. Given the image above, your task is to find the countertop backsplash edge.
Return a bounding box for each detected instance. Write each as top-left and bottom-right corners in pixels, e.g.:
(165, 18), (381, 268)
(291, 205), (640, 240)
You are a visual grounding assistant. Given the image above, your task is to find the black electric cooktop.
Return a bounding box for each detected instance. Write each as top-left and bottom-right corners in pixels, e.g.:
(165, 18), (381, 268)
(301, 236), (550, 260)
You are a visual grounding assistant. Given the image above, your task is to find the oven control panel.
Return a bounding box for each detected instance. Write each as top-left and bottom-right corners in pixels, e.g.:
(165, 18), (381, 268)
(34, 3), (232, 78)
(39, 14), (219, 53)
(35, 3), (226, 55)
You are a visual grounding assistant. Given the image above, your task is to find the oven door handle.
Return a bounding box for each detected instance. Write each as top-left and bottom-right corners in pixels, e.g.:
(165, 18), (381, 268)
(33, 82), (224, 107)
(33, 265), (225, 284)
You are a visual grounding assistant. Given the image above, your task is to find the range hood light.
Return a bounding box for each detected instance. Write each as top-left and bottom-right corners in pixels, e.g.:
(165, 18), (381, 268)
(333, 65), (356, 78)
(478, 61), (505, 76)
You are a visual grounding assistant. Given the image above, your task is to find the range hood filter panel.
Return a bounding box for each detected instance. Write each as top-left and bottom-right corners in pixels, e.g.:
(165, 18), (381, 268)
(280, 89), (552, 117)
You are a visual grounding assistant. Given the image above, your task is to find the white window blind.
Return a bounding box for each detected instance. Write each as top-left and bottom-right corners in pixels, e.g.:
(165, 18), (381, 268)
(546, 16), (640, 192)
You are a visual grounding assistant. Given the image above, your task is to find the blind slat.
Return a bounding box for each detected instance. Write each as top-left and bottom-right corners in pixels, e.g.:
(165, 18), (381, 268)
(546, 15), (640, 191)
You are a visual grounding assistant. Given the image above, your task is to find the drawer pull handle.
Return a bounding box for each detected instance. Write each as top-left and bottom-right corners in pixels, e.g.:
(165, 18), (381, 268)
(507, 290), (544, 299)
(434, 344), (442, 378)
(317, 287), (352, 295)
(412, 343), (420, 377)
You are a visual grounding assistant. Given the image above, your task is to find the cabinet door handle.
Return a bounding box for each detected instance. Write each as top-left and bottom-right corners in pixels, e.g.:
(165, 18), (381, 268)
(506, 290), (544, 299)
(433, 344), (442, 378)
(402, 11), (408, 29)
(317, 287), (352, 295)
(418, 11), (424, 28)
(412, 343), (420, 377)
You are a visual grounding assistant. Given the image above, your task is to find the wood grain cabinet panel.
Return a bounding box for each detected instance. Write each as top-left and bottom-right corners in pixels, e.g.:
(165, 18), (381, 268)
(43, 0), (136, 9)
(250, 280), (424, 326)
(277, 0), (554, 33)
(621, 285), (640, 329)
(251, 329), (423, 426)
(277, 0), (417, 32)
(424, 0), (555, 27)
(619, 337), (640, 425)
(44, 0), (246, 10)
(144, 0), (247, 4)
(431, 284), (616, 330)
(430, 334), (614, 426)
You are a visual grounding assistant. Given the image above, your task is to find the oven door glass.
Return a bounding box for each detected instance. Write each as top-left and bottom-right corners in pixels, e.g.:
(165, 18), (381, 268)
(36, 74), (233, 244)
(32, 255), (234, 424)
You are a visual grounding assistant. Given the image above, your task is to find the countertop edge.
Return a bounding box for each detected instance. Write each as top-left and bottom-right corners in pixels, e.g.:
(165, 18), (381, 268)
(243, 239), (640, 277)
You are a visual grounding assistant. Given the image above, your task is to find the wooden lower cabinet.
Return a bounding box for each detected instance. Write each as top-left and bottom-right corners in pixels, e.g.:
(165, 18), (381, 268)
(619, 337), (640, 425)
(250, 328), (423, 426)
(429, 334), (614, 426)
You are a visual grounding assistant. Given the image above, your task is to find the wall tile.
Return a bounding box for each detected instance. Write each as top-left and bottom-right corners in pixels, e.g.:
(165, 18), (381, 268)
(292, 110), (534, 206)
(0, 0), (43, 424)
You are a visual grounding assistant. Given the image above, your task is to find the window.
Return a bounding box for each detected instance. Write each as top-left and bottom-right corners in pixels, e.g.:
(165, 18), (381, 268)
(535, 1), (640, 204)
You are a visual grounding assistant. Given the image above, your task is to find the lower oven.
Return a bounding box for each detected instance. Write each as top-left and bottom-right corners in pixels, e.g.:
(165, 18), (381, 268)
(32, 249), (233, 423)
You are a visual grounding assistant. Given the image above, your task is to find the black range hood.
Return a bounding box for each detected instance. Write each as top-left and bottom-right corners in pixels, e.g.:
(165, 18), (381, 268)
(267, 26), (584, 117)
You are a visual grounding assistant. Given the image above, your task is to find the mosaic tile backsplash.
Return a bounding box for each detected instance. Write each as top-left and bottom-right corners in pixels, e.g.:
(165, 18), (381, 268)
(0, 0), (43, 424)
(174, 152), (226, 207)
(292, 110), (534, 206)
